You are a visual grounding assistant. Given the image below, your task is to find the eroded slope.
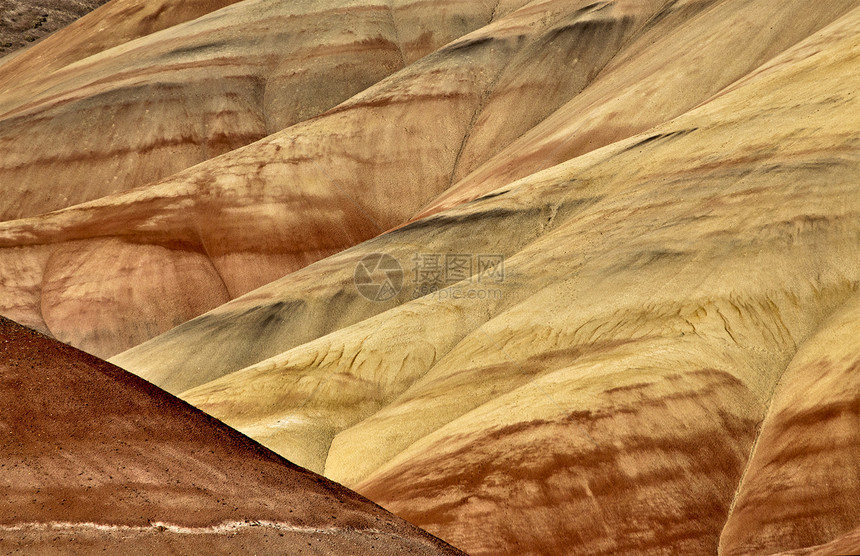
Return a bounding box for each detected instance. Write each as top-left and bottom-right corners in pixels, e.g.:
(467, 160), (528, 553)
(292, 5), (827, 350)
(114, 6), (860, 554)
(0, 0), (675, 357)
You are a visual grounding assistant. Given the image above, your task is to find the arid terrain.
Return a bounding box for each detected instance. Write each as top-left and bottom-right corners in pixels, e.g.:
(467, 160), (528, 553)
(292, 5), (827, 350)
(1, 0), (858, 554)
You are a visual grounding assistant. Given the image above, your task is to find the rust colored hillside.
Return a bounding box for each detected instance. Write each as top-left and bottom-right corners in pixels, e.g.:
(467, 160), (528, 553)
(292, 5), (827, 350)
(0, 316), (463, 555)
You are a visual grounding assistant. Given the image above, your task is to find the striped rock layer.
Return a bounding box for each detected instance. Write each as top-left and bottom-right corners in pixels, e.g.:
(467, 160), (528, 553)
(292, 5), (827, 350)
(9, 0), (855, 357)
(0, 0), (859, 554)
(111, 4), (860, 555)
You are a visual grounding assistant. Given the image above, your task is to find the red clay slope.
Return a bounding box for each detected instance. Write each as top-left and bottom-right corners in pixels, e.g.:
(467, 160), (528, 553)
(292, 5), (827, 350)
(0, 316), (464, 555)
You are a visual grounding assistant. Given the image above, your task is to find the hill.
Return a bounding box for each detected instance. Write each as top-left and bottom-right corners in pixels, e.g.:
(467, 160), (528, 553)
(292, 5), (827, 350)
(0, 316), (463, 555)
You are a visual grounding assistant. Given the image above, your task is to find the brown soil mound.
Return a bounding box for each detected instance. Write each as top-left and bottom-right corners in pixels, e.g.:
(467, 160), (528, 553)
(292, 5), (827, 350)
(0, 316), (463, 555)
